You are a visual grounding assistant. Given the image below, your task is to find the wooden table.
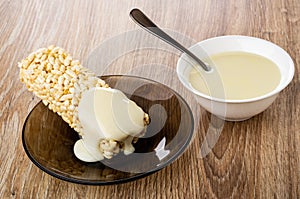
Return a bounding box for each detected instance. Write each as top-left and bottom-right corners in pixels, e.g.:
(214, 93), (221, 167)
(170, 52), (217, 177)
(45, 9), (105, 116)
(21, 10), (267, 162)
(1, 0), (299, 198)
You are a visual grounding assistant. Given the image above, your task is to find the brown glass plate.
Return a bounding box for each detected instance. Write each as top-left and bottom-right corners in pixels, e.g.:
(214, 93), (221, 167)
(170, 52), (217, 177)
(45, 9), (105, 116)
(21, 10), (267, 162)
(22, 75), (194, 185)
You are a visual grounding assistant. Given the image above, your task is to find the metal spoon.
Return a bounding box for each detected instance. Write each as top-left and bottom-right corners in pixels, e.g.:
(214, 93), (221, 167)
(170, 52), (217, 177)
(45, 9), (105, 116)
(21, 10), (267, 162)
(130, 8), (211, 72)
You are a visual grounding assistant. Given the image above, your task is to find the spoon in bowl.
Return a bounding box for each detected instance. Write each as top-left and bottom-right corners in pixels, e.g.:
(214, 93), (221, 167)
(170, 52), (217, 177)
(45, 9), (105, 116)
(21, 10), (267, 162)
(130, 8), (211, 72)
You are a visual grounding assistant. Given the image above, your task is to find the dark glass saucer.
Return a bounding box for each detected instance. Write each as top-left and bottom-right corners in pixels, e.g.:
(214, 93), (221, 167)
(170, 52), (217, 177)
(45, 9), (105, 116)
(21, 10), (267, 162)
(22, 75), (194, 185)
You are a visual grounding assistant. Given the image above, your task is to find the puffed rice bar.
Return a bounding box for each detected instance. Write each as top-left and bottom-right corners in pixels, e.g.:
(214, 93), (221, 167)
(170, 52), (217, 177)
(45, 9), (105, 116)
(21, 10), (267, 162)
(19, 45), (149, 159)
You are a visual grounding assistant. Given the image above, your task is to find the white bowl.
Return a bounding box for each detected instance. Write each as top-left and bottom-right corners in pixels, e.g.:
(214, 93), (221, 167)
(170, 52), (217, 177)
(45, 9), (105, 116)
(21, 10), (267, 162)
(177, 35), (294, 121)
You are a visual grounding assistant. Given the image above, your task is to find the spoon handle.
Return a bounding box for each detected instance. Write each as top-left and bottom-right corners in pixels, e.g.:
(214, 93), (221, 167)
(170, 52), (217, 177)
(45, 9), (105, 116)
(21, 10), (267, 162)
(130, 8), (210, 71)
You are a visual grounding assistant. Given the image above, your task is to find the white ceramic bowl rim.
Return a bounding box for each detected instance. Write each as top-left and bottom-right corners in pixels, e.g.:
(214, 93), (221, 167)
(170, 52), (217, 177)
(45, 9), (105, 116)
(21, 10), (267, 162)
(177, 35), (295, 103)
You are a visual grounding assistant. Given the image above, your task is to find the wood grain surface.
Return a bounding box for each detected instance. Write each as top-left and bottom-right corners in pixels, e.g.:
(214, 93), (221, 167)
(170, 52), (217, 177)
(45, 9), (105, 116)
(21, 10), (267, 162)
(0, 0), (299, 198)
